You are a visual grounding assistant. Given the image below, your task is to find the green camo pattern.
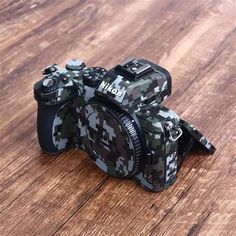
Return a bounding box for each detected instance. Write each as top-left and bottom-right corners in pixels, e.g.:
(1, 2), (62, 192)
(34, 58), (216, 192)
(134, 103), (179, 191)
(97, 69), (168, 112)
(79, 102), (140, 178)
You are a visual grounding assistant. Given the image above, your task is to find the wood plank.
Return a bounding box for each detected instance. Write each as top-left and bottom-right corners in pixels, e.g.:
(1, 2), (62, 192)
(0, 0), (235, 235)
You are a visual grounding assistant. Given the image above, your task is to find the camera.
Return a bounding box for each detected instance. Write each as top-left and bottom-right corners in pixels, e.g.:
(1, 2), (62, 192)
(34, 58), (215, 192)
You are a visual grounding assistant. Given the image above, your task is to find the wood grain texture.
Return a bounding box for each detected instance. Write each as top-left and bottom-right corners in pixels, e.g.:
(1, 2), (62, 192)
(0, 0), (235, 235)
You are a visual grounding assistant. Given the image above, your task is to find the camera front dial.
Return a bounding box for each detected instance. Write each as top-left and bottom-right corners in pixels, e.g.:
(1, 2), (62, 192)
(82, 102), (143, 178)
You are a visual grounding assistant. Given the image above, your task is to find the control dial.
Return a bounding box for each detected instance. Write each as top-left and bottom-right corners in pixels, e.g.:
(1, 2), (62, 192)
(66, 59), (85, 71)
(83, 67), (107, 87)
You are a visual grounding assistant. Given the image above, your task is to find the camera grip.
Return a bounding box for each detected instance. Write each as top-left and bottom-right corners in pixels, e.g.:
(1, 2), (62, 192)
(37, 101), (63, 154)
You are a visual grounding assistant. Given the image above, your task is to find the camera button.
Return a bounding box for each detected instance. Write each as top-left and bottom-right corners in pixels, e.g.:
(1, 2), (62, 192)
(42, 78), (55, 88)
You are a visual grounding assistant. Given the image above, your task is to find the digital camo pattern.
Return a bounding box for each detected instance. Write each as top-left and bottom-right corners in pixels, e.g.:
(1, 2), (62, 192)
(51, 80), (99, 151)
(79, 103), (139, 178)
(133, 104), (180, 191)
(166, 152), (178, 182)
(52, 100), (78, 151)
(179, 119), (216, 154)
(97, 60), (169, 112)
(34, 60), (99, 152)
(134, 152), (177, 192)
(34, 65), (84, 106)
(34, 57), (216, 192)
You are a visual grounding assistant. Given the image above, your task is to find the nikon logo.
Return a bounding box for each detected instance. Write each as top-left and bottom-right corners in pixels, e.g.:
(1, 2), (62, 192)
(99, 81), (123, 97)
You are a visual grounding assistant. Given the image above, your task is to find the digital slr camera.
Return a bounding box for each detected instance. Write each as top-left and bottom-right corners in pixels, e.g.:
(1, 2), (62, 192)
(34, 58), (215, 192)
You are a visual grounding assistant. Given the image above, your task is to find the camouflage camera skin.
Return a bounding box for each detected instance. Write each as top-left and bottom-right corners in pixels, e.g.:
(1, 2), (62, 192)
(34, 58), (215, 192)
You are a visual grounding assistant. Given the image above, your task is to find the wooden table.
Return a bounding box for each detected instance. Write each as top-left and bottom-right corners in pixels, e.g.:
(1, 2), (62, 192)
(0, 0), (235, 235)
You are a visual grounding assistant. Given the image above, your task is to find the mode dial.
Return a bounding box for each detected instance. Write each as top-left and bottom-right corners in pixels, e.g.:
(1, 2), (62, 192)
(66, 59), (85, 71)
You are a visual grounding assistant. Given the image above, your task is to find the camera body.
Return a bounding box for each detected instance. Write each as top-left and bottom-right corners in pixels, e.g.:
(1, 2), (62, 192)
(34, 58), (215, 192)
